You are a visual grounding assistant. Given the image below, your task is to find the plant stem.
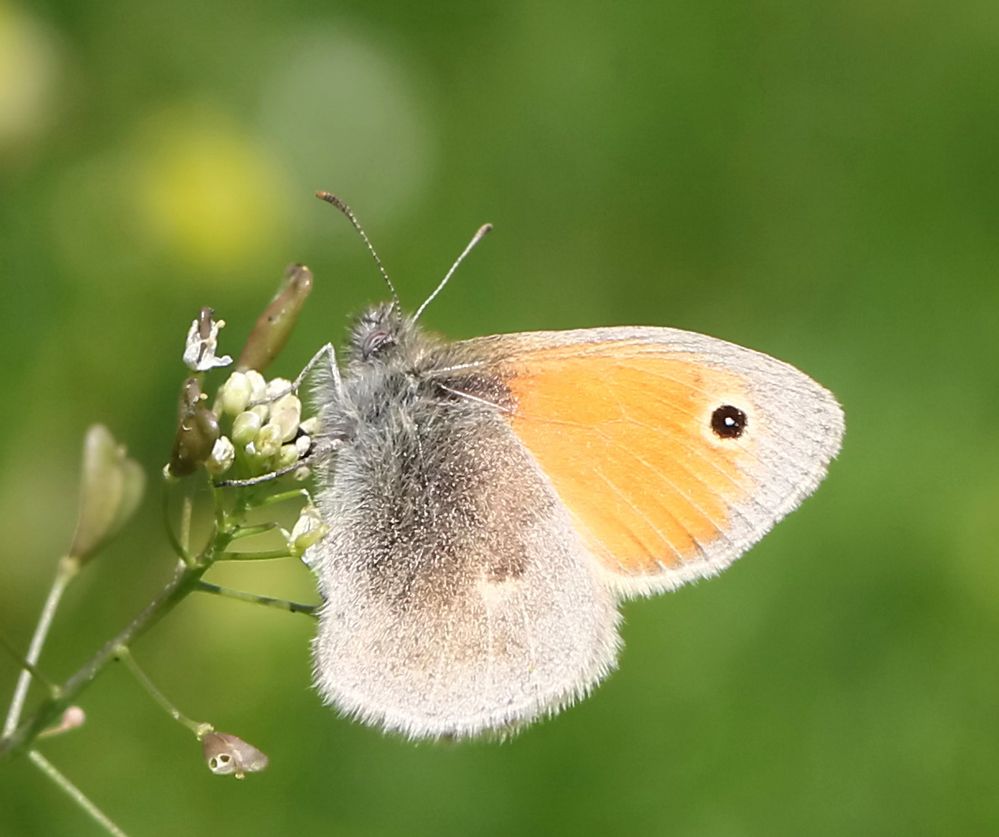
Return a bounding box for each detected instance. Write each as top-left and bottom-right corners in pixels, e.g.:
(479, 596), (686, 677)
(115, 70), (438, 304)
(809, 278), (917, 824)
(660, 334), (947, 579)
(0, 632), (57, 694)
(28, 749), (127, 837)
(115, 646), (211, 738)
(3, 557), (78, 737)
(161, 486), (190, 563)
(194, 581), (317, 617)
(0, 557), (213, 759)
(248, 487), (310, 509)
(219, 549), (293, 561)
(228, 522), (280, 541)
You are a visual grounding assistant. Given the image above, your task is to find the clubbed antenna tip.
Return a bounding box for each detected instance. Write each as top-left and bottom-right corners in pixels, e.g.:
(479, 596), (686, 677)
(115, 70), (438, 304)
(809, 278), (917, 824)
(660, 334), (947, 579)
(315, 191), (400, 308)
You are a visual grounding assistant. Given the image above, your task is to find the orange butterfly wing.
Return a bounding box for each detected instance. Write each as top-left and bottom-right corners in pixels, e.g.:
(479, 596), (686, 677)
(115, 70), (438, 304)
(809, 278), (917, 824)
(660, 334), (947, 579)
(451, 328), (843, 595)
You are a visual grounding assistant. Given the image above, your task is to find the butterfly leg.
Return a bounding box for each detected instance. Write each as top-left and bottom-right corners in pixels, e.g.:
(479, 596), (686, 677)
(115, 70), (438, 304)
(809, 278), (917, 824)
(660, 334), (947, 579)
(247, 342), (343, 408)
(291, 342), (343, 398)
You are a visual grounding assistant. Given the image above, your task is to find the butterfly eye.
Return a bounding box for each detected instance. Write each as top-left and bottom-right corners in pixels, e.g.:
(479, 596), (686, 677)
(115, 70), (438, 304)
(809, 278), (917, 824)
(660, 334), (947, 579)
(361, 330), (394, 359)
(710, 404), (747, 439)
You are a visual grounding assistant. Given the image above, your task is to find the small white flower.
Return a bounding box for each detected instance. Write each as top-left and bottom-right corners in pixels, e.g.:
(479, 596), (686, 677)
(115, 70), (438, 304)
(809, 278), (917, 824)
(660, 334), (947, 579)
(182, 316), (233, 372)
(206, 436), (236, 476)
(255, 423), (283, 458)
(290, 504), (328, 560)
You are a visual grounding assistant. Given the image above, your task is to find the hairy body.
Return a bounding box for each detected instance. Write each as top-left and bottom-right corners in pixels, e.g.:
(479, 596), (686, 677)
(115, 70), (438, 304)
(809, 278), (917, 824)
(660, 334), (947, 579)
(310, 305), (619, 739)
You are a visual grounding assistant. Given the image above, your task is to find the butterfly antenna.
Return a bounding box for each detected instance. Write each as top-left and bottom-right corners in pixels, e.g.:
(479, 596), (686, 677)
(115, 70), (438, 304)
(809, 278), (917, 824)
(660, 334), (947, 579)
(413, 223), (493, 322)
(315, 191), (401, 309)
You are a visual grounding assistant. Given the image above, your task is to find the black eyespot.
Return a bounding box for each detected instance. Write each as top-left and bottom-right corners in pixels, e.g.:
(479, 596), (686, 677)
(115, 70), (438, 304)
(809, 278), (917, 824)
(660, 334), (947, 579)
(711, 405), (747, 439)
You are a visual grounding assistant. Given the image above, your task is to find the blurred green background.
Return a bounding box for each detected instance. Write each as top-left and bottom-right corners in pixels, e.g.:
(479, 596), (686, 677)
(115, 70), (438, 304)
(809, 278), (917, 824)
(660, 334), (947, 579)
(1, 1), (996, 835)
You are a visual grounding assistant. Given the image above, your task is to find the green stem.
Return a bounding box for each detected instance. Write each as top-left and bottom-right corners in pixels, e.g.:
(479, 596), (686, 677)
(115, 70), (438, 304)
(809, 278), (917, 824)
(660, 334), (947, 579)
(0, 632), (58, 695)
(219, 549), (292, 561)
(3, 557), (78, 737)
(194, 581), (317, 617)
(0, 556), (215, 759)
(247, 488), (311, 509)
(28, 750), (127, 837)
(228, 522), (280, 541)
(114, 647), (211, 738)
(161, 485), (190, 563)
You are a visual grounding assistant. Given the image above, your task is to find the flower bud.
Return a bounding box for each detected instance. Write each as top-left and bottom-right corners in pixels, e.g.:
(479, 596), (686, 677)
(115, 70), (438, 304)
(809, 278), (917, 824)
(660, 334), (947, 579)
(264, 377), (292, 400)
(275, 444), (299, 470)
(269, 393), (302, 442)
(245, 370), (268, 404)
(231, 410), (263, 446)
(218, 371), (252, 416)
(206, 436), (236, 476)
(69, 425), (146, 563)
(255, 423), (283, 459)
(289, 504), (329, 558)
(299, 416), (319, 436)
(237, 264), (313, 373)
(39, 706), (86, 739)
(201, 731), (268, 779)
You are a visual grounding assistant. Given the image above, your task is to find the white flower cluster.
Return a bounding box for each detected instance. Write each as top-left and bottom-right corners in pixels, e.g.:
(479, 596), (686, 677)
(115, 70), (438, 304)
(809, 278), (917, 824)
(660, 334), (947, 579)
(207, 370), (316, 481)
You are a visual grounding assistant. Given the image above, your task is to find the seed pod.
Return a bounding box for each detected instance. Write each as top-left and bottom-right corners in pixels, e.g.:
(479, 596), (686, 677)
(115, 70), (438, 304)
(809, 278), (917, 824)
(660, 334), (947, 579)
(168, 377), (221, 477)
(237, 264), (313, 373)
(69, 425), (146, 563)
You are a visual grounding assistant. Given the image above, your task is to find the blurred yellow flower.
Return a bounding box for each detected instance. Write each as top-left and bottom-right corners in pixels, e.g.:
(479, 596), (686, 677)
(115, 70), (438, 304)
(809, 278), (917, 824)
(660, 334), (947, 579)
(132, 107), (290, 273)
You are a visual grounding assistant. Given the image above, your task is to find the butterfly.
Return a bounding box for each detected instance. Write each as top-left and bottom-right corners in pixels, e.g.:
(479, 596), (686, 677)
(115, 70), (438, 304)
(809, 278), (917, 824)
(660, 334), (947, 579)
(303, 193), (844, 740)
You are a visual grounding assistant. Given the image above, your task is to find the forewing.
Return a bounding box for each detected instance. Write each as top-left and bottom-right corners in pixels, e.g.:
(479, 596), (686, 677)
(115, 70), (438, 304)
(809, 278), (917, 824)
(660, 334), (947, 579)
(449, 327), (844, 597)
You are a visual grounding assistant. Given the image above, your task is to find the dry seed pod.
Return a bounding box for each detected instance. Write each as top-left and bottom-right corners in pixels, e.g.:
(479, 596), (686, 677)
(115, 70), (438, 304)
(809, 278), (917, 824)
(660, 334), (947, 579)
(69, 425), (145, 564)
(201, 732), (268, 779)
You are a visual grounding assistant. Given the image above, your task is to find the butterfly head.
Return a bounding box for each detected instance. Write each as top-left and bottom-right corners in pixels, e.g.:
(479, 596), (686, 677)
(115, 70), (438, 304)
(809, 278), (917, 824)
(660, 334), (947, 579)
(348, 302), (420, 365)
